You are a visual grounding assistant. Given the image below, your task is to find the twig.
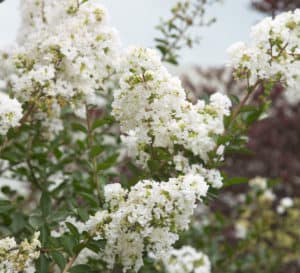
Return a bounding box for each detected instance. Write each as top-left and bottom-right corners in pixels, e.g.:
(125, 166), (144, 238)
(85, 105), (104, 205)
(209, 80), (262, 164)
(61, 239), (89, 273)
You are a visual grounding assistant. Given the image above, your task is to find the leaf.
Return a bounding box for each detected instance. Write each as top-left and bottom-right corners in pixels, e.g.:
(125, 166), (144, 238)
(70, 264), (92, 273)
(60, 234), (77, 255)
(72, 123), (87, 133)
(92, 116), (114, 130)
(90, 145), (104, 158)
(52, 251), (66, 270)
(223, 176), (248, 186)
(77, 208), (89, 222)
(78, 192), (99, 207)
(86, 239), (106, 253)
(40, 192), (51, 217)
(165, 56), (178, 65)
(10, 212), (26, 233)
(156, 45), (168, 55)
(0, 200), (13, 213)
(29, 215), (44, 229)
(36, 254), (50, 273)
(97, 154), (118, 171)
(65, 222), (80, 239)
(229, 94), (240, 105)
(40, 224), (50, 246)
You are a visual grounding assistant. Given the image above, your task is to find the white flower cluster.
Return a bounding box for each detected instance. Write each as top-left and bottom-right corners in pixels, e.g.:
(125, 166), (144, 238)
(228, 9), (300, 87)
(113, 47), (231, 168)
(0, 92), (23, 135)
(234, 220), (248, 239)
(173, 153), (224, 188)
(53, 175), (209, 272)
(248, 177), (275, 202)
(162, 246), (211, 273)
(277, 197), (294, 214)
(0, 232), (40, 273)
(284, 78), (300, 105)
(88, 175), (208, 272)
(0, 0), (120, 122)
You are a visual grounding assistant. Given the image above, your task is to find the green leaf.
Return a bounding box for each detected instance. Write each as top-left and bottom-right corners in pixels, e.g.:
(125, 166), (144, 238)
(36, 254), (50, 273)
(65, 222), (80, 239)
(72, 123), (87, 133)
(10, 212), (26, 233)
(165, 56), (178, 65)
(40, 192), (51, 217)
(29, 215), (44, 229)
(70, 264), (92, 273)
(86, 239), (106, 253)
(223, 176), (248, 186)
(90, 145), (104, 158)
(61, 234), (77, 255)
(229, 94), (240, 105)
(92, 116), (114, 130)
(78, 192), (99, 207)
(40, 224), (50, 246)
(52, 251), (66, 270)
(148, 159), (160, 173)
(0, 200), (13, 213)
(77, 208), (89, 222)
(156, 45), (168, 55)
(97, 154), (118, 171)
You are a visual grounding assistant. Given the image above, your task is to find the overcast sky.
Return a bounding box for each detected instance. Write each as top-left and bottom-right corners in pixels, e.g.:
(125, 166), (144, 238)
(0, 0), (264, 66)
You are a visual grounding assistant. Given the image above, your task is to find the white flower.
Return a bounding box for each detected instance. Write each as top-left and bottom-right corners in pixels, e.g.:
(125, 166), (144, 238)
(228, 10), (300, 87)
(284, 78), (300, 105)
(249, 177), (267, 191)
(235, 220), (248, 239)
(113, 46), (231, 178)
(261, 189), (276, 202)
(54, 174), (209, 272)
(105, 183), (128, 211)
(277, 197), (294, 214)
(162, 246), (211, 273)
(0, 0), (121, 118)
(0, 232), (41, 273)
(0, 92), (23, 135)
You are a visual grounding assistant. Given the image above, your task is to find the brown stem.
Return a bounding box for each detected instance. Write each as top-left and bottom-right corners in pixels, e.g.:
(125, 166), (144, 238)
(62, 254), (79, 273)
(209, 80), (262, 163)
(41, 0), (47, 23)
(61, 239), (90, 273)
(85, 105), (104, 205)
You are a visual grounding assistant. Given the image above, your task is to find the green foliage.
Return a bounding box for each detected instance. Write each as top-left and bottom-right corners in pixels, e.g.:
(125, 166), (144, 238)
(155, 0), (220, 64)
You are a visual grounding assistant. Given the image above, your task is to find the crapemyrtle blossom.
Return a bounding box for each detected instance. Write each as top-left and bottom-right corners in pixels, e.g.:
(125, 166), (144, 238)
(277, 196), (294, 214)
(0, 232), (41, 273)
(0, 0), (121, 123)
(162, 246), (211, 273)
(113, 47), (231, 175)
(228, 9), (300, 87)
(53, 174), (209, 272)
(284, 78), (300, 105)
(0, 92), (23, 135)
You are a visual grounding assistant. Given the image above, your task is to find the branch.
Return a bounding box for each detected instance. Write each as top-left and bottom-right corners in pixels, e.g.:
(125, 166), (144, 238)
(85, 105), (104, 205)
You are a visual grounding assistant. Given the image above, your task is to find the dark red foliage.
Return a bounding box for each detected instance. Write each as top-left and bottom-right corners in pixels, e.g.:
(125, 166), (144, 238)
(224, 100), (300, 197)
(251, 0), (300, 15)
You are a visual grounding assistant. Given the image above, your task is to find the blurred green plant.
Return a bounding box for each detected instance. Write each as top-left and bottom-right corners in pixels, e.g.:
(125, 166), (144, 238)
(155, 0), (220, 65)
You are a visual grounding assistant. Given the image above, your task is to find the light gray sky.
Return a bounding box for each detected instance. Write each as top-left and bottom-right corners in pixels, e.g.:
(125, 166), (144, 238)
(0, 0), (264, 66)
